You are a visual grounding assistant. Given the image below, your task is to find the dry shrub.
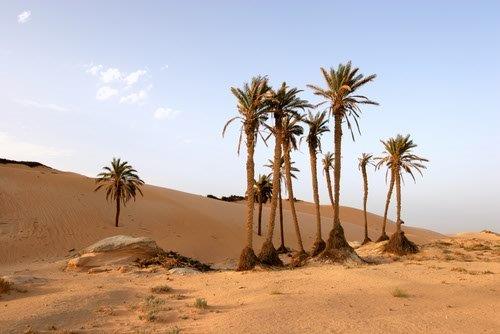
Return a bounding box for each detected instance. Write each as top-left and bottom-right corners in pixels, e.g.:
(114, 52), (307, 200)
(0, 278), (12, 294)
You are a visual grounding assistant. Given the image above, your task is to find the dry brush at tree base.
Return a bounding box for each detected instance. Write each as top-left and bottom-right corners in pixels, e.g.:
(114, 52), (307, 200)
(384, 230), (419, 255)
(319, 223), (363, 263)
(310, 238), (326, 257)
(259, 240), (284, 267)
(236, 246), (260, 271)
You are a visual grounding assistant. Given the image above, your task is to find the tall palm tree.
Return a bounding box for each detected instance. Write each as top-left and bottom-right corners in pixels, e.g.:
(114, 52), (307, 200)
(322, 152), (335, 211)
(258, 83), (310, 266)
(265, 157), (299, 254)
(94, 158), (144, 227)
(376, 134), (428, 254)
(303, 111), (330, 256)
(358, 153), (374, 245)
(308, 61), (378, 261)
(223, 76), (270, 270)
(281, 114), (307, 258)
(254, 174), (273, 236)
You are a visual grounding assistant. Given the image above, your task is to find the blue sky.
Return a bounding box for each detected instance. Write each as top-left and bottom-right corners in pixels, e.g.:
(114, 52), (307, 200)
(0, 1), (499, 233)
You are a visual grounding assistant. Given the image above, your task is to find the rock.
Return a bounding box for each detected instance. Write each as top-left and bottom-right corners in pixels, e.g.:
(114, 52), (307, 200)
(67, 235), (163, 271)
(87, 267), (111, 274)
(168, 267), (202, 275)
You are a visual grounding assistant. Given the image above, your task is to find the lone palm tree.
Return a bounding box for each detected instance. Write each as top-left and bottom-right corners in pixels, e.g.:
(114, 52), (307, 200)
(94, 158), (144, 227)
(376, 134), (428, 254)
(259, 83), (310, 266)
(322, 152), (335, 211)
(281, 114), (307, 259)
(254, 174), (273, 236)
(265, 157), (299, 254)
(358, 153), (374, 245)
(223, 76), (270, 270)
(308, 62), (378, 261)
(303, 111), (330, 256)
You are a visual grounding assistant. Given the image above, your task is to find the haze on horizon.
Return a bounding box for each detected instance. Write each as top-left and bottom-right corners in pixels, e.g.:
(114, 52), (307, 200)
(0, 1), (498, 234)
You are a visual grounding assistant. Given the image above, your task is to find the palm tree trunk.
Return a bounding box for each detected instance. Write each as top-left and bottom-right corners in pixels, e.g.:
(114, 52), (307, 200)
(284, 141), (305, 253)
(257, 194), (263, 236)
(245, 131), (256, 249)
(333, 113), (342, 226)
(395, 168), (402, 233)
(115, 196), (120, 227)
(236, 128), (259, 271)
(258, 116), (284, 266)
(325, 167), (335, 212)
(378, 170), (395, 241)
(362, 165), (371, 244)
(278, 186), (285, 249)
(309, 145), (322, 241)
(264, 118), (282, 242)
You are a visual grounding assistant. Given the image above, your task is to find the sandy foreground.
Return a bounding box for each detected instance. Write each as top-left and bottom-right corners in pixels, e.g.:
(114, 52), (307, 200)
(0, 163), (499, 333)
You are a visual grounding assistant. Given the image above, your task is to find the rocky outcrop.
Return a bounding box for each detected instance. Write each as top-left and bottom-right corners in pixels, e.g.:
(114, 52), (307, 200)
(67, 235), (162, 271)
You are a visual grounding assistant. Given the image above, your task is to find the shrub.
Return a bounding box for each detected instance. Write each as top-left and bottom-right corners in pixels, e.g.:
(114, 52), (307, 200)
(0, 278), (12, 294)
(151, 284), (172, 294)
(391, 288), (409, 298)
(194, 298), (208, 309)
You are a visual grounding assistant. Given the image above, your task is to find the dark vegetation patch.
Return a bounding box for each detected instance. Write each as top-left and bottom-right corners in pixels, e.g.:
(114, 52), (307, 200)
(136, 250), (211, 272)
(206, 194), (245, 202)
(0, 158), (50, 169)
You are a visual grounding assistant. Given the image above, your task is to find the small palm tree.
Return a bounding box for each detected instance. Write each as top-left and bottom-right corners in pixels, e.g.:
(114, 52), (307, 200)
(308, 62), (378, 261)
(303, 111), (330, 256)
(281, 114), (307, 258)
(265, 157), (299, 254)
(358, 153), (374, 245)
(94, 158), (144, 227)
(375, 165), (395, 242)
(254, 174), (273, 236)
(322, 152), (335, 211)
(223, 76), (270, 270)
(259, 83), (310, 266)
(376, 134), (428, 254)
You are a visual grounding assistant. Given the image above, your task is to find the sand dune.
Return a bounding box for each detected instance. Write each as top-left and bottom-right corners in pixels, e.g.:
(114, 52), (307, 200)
(0, 163), (441, 266)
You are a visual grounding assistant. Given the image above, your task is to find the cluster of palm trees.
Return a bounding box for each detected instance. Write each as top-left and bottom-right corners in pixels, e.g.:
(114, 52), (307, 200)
(225, 61), (428, 271)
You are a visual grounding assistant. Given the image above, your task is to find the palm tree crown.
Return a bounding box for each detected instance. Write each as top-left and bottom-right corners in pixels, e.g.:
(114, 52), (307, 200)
(308, 61), (378, 140)
(282, 114), (304, 150)
(322, 152), (335, 174)
(303, 110), (329, 152)
(358, 153), (374, 170)
(223, 75), (271, 153)
(254, 174), (273, 203)
(95, 158), (144, 205)
(375, 134), (428, 182)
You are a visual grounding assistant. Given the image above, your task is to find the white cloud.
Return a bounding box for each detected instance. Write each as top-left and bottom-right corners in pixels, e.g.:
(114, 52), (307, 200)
(17, 11), (31, 24)
(86, 64), (103, 76)
(96, 86), (118, 100)
(154, 107), (181, 120)
(161, 65), (169, 71)
(124, 70), (147, 86)
(0, 132), (73, 159)
(14, 99), (69, 112)
(100, 68), (122, 83)
(120, 89), (148, 104)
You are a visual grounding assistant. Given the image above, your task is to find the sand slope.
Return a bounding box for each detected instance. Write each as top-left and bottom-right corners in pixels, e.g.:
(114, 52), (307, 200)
(0, 163), (441, 266)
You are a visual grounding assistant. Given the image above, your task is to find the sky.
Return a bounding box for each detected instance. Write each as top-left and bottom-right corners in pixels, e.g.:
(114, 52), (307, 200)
(0, 1), (499, 234)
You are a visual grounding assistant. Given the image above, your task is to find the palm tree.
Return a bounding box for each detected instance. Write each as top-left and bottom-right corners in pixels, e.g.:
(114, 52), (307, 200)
(358, 153), (374, 245)
(322, 152), (335, 211)
(94, 158), (144, 227)
(258, 83), (310, 266)
(303, 111), (330, 256)
(281, 114), (307, 259)
(223, 76), (270, 270)
(265, 157), (299, 254)
(308, 61), (378, 261)
(376, 134), (428, 254)
(254, 174), (273, 236)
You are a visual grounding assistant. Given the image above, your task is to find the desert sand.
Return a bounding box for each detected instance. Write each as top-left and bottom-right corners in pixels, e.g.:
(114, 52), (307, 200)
(1, 162), (499, 333)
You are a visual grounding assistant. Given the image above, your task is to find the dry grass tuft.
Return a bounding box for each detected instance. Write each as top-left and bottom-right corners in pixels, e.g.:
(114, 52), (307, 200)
(139, 295), (166, 322)
(391, 288), (409, 298)
(194, 297), (208, 309)
(151, 284), (172, 294)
